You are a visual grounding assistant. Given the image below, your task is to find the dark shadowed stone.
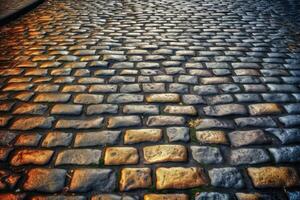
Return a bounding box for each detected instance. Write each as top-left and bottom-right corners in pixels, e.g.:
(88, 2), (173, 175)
(69, 169), (116, 192)
(269, 146), (300, 163)
(266, 128), (300, 144)
(279, 115), (300, 127)
(0, 131), (17, 145)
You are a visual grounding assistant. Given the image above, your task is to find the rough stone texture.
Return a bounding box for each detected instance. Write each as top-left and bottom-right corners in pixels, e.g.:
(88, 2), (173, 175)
(74, 131), (121, 147)
(42, 132), (73, 147)
(119, 168), (151, 191)
(191, 146), (223, 164)
(15, 133), (42, 146)
(196, 130), (228, 144)
(147, 116), (185, 126)
(209, 167), (244, 189)
(166, 127), (190, 142)
(55, 149), (101, 165)
(104, 147), (138, 165)
(195, 192), (230, 200)
(107, 116), (141, 128)
(55, 118), (104, 129)
(124, 129), (162, 144)
(0, 0), (300, 198)
(203, 104), (247, 116)
(146, 93), (180, 103)
(23, 168), (66, 192)
(10, 150), (54, 166)
(266, 128), (300, 144)
(143, 145), (187, 164)
(0, 131), (17, 145)
(144, 194), (188, 200)
(10, 117), (54, 130)
(228, 129), (270, 147)
(156, 167), (207, 189)
(230, 148), (270, 165)
(269, 146), (300, 163)
(69, 169), (116, 192)
(248, 103), (281, 116)
(248, 167), (300, 188)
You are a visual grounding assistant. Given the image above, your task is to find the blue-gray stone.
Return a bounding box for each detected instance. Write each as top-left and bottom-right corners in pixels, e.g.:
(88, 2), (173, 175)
(191, 146), (223, 164)
(195, 192), (230, 200)
(269, 146), (300, 163)
(266, 128), (300, 144)
(230, 148), (270, 165)
(288, 191), (300, 200)
(279, 115), (300, 127)
(208, 167), (244, 189)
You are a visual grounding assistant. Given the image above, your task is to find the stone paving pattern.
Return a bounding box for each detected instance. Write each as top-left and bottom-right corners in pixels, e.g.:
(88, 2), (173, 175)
(0, 0), (300, 199)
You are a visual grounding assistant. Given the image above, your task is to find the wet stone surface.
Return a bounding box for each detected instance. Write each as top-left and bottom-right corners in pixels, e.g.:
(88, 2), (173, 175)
(0, 0), (300, 199)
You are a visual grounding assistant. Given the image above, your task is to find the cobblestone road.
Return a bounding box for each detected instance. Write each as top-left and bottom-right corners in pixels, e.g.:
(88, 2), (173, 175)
(0, 0), (300, 199)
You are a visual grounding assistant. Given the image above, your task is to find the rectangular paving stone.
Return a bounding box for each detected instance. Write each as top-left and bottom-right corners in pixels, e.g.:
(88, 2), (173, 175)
(120, 168), (151, 191)
(146, 93), (180, 103)
(209, 167), (244, 189)
(74, 131), (121, 147)
(143, 145), (187, 164)
(144, 194), (188, 200)
(87, 104), (118, 115)
(10, 117), (54, 130)
(191, 118), (235, 129)
(104, 147), (138, 165)
(248, 167), (300, 188)
(69, 169), (116, 192)
(74, 94), (104, 104)
(34, 93), (71, 103)
(107, 116), (141, 128)
(89, 85), (117, 93)
(41, 132), (73, 147)
(55, 149), (102, 165)
(10, 149), (53, 166)
(23, 168), (66, 192)
(123, 105), (159, 114)
(203, 104), (247, 116)
(228, 129), (271, 147)
(55, 117), (104, 129)
(191, 146), (223, 164)
(146, 116), (185, 126)
(156, 167), (207, 190)
(107, 93), (144, 103)
(248, 103), (281, 116)
(196, 130), (228, 144)
(51, 104), (82, 115)
(163, 105), (197, 115)
(124, 129), (162, 144)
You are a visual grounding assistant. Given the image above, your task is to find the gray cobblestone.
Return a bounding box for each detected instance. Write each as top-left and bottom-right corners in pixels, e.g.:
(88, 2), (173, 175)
(0, 0), (300, 198)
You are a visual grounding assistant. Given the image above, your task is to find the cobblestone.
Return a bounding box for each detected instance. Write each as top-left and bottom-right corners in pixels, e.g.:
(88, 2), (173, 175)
(156, 167), (207, 189)
(0, 0), (300, 198)
(248, 167), (300, 188)
(119, 168), (151, 191)
(69, 169), (116, 192)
